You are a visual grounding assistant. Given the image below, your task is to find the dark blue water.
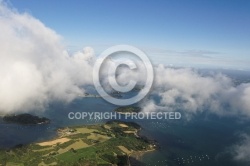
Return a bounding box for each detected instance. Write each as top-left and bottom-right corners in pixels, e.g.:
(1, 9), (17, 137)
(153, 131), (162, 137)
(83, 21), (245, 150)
(1, 97), (250, 166)
(139, 114), (250, 166)
(0, 97), (115, 148)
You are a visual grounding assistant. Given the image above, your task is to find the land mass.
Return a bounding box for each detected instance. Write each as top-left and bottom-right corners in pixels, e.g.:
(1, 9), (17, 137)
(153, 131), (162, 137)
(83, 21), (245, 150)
(114, 106), (141, 114)
(3, 113), (50, 125)
(0, 120), (155, 166)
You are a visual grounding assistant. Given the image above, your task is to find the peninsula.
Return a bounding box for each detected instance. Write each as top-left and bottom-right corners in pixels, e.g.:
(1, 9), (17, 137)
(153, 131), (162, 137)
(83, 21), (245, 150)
(0, 120), (155, 166)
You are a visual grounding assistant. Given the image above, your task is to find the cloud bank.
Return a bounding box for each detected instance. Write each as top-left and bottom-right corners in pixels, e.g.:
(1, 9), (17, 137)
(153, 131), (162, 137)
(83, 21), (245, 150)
(0, 3), (94, 113)
(1, 2), (250, 118)
(142, 64), (250, 119)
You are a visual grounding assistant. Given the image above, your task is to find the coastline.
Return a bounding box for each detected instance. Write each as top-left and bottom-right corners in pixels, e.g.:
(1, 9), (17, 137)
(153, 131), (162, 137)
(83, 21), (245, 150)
(0, 120), (156, 165)
(130, 148), (155, 160)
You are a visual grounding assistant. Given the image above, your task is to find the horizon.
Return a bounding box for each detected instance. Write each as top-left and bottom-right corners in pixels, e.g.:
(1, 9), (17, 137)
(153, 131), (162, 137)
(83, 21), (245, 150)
(6, 0), (250, 70)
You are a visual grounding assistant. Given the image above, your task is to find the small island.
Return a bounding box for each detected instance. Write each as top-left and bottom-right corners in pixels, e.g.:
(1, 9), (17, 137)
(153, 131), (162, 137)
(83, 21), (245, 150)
(110, 91), (122, 98)
(114, 106), (141, 114)
(0, 120), (155, 166)
(3, 113), (50, 125)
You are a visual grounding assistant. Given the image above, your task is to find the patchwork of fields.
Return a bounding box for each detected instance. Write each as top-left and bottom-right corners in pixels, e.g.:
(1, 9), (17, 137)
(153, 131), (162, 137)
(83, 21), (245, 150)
(0, 121), (154, 166)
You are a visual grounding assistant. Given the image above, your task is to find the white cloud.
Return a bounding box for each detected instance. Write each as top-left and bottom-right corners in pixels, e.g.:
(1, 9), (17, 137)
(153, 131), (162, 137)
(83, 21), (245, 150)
(142, 64), (250, 118)
(1, 1), (250, 117)
(0, 3), (94, 113)
(232, 134), (250, 163)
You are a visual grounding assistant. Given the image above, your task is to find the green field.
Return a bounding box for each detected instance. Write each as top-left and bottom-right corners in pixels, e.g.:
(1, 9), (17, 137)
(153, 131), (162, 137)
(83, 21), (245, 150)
(0, 121), (154, 166)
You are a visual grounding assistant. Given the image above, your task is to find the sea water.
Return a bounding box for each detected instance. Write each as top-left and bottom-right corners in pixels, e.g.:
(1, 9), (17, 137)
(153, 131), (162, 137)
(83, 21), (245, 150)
(0, 70), (250, 166)
(1, 97), (250, 166)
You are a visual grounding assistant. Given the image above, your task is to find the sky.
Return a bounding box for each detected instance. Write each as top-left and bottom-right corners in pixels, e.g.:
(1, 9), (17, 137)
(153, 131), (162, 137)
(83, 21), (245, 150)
(6, 0), (250, 70)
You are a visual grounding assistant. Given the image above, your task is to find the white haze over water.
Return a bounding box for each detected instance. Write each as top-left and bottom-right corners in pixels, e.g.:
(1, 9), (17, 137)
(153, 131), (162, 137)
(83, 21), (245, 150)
(232, 134), (250, 163)
(1, 2), (250, 163)
(142, 65), (250, 118)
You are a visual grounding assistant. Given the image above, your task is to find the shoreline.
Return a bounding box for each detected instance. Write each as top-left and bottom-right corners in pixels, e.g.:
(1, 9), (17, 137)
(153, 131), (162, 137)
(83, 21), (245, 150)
(0, 119), (156, 165)
(129, 149), (156, 166)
